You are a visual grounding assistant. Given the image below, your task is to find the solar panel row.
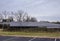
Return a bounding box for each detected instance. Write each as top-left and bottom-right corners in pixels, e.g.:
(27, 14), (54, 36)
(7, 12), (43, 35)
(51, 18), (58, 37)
(0, 22), (60, 28)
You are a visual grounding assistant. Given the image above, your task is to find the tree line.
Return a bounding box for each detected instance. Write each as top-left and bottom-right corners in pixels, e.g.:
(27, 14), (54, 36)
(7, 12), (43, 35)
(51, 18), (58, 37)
(0, 10), (37, 22)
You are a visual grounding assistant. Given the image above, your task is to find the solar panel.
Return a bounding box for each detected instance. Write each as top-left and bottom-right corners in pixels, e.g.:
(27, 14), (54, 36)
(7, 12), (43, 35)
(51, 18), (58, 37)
(0, 22), (60, 28)
(10, 22), (60, 28)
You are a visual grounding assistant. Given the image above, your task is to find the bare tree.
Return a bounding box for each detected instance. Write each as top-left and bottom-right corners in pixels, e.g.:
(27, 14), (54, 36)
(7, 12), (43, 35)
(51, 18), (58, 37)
(0, 13), (3, 22)
(17, 10), (24, 22)
(2, 11), (8, 19)
(16, 10), (29, 22)
(25, 15), (31, 22)
(1, 10), (37, 22)
(16, 10), (37, 22)
(23, 12), (28, 22)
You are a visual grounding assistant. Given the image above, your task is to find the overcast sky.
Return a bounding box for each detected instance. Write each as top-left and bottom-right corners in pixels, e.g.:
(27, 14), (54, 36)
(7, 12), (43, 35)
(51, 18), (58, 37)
(0, 0), (60, 22)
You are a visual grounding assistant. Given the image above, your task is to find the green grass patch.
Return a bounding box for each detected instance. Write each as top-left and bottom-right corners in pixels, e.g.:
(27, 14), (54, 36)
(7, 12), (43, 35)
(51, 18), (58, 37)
(0, 30), (60, 37)
(0, 28), (60, 37)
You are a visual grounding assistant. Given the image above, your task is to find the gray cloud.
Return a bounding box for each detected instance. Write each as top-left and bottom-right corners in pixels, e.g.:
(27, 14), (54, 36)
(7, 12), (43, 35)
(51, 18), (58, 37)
(0, 0), (60, 21)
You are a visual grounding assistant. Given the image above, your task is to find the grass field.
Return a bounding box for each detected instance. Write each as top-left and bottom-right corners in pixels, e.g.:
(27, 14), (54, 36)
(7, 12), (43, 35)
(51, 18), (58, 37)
(0, 29), (60, 37)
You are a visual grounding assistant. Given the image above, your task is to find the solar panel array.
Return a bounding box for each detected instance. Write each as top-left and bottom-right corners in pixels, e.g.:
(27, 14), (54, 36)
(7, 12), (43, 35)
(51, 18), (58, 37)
(10, 22), (60, 28)
(0, 22), (60, 28)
